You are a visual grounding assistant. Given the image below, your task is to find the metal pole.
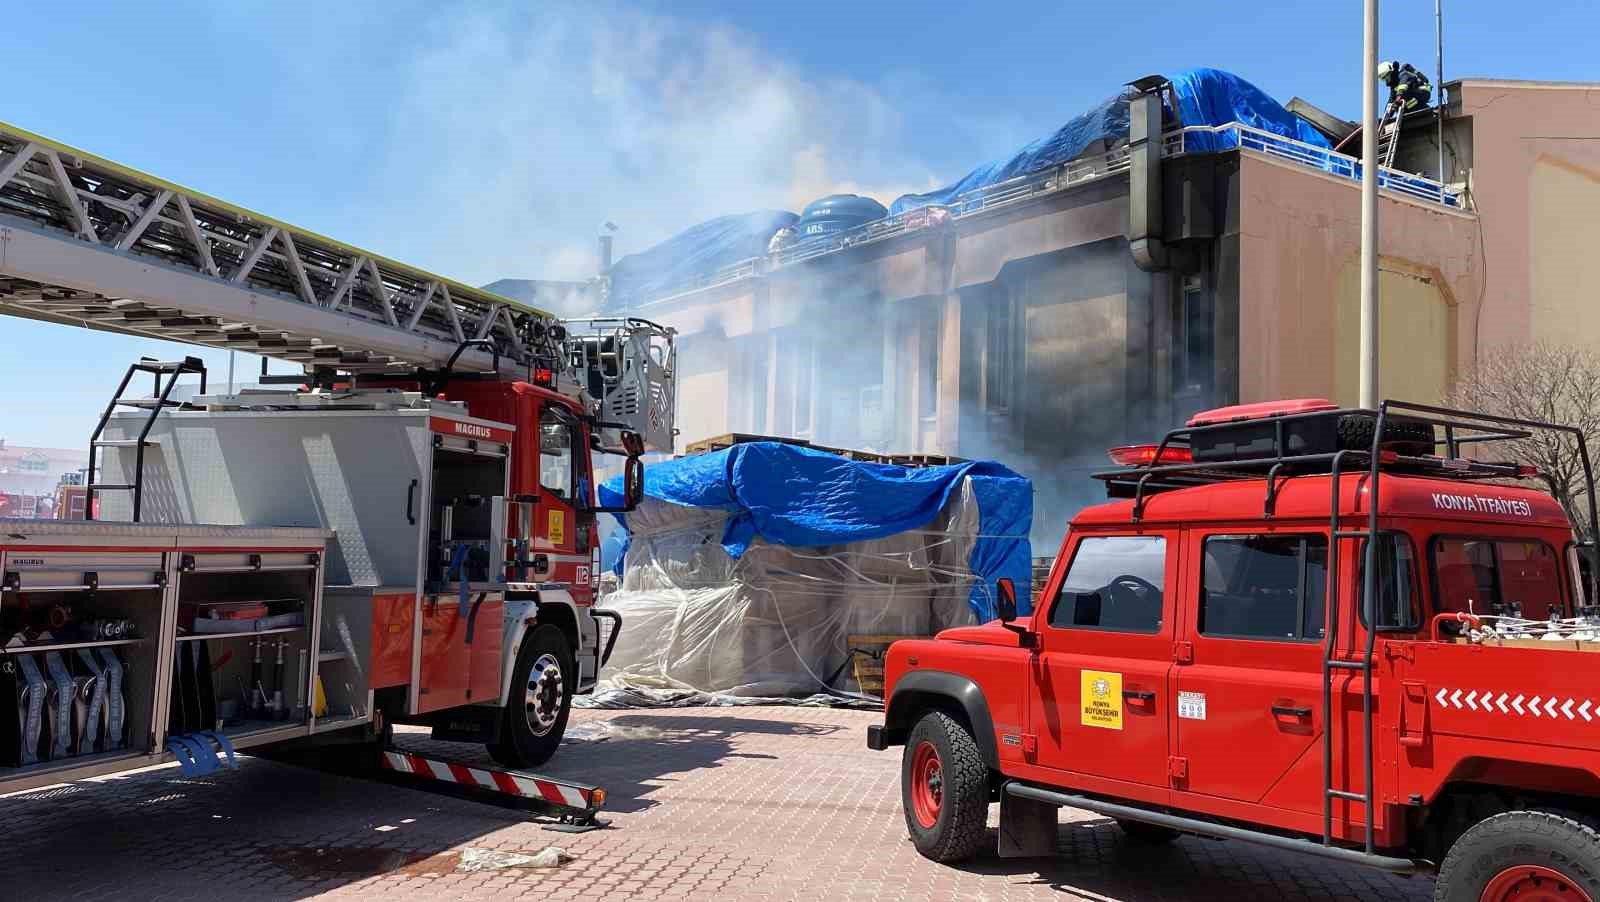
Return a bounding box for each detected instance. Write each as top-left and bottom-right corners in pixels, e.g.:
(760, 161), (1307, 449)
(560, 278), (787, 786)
(227, 350), (236, 394)
(1436, 0), (1446, 190)
(1360, 0), (1380, 407)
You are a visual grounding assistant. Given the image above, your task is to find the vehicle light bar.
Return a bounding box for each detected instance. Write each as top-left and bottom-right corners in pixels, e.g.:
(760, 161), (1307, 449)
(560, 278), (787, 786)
(1107, 444), (1193, 467)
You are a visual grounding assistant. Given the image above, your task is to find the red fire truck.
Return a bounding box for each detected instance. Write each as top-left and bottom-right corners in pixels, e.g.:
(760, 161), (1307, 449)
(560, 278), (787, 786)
(0, 118), (676, 819)
(870, 399), (1600, 901)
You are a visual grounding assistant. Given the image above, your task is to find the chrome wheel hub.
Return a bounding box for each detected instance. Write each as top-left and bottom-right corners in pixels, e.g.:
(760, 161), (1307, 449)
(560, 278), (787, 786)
(524, 654), (564, 736)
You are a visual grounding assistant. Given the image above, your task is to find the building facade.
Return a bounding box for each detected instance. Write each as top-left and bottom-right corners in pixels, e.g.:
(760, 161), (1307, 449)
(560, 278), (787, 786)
(582, 77), (1600, 540)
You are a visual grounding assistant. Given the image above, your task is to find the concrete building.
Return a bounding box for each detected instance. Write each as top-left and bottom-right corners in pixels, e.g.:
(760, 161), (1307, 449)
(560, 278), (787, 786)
(525, 76), (1600, 539)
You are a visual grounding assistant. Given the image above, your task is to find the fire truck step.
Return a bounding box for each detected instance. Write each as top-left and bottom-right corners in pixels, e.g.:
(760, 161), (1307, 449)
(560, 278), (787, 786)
(377, 748), (608, 832)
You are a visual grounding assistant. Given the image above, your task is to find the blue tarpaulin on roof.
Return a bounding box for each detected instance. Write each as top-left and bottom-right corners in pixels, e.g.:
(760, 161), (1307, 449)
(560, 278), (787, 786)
(603, 209), (796, 312)
(890, 66), (1330, 215)
(600, 443), (1034, 619)
(590, 68), (1331, 305)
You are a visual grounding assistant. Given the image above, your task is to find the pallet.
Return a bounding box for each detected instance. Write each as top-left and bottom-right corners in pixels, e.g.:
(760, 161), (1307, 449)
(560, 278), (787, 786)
(847, 633), (926, 696)
(682, 433), (811, 455)
(679, 433), (959, 468)
(887, 452), (967, 467)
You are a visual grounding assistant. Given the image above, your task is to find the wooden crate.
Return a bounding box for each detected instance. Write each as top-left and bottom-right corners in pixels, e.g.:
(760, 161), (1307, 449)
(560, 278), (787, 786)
(847, 633), (925, 696)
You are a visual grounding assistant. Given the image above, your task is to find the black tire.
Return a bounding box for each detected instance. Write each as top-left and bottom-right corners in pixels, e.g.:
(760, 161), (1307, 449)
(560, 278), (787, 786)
(1116, 819), (1181, 844)
(487, 624), (574, 769)
(1337, 413), (1434, 456)
(901, 711), (991, 863)
(1435, 808), (1600, 902)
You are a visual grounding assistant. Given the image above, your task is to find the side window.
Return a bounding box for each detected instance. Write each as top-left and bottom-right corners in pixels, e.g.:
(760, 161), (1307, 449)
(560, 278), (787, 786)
(1362, 533), (1421, 631)
(1432, 537), (1563, 618)
(1200, 534), (1327, 641)
(538, 411), (574, 500)
(1049, 536), (1166, 633)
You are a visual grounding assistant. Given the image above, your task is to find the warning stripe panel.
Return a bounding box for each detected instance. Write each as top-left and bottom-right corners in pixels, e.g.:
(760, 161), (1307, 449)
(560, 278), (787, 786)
(379, 749), (596, 809)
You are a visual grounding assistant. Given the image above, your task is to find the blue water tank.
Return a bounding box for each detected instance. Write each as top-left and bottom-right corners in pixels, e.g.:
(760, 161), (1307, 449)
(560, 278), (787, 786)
(791, 194), (888, 240)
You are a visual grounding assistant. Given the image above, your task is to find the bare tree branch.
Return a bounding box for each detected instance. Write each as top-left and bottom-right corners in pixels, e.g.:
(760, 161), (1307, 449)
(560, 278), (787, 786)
(1447, 342), (1600, 541)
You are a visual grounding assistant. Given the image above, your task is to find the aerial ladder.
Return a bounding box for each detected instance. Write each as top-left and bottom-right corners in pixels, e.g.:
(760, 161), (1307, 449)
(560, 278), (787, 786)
(0, 118), (674, 824)
(0, 119), (676, 453)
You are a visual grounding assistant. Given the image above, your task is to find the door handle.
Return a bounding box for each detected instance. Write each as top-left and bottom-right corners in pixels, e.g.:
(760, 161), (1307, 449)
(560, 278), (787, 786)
(1123, 689), (1156, 703)
(1271, 704), (1313, 718)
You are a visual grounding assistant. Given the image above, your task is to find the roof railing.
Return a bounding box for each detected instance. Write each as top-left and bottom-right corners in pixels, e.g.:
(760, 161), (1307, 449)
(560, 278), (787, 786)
(621, 122), (1463, 310)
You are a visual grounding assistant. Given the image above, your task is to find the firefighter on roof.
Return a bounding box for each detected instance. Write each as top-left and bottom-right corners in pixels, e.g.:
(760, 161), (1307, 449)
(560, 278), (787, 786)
(1377, 60), (1433, 114)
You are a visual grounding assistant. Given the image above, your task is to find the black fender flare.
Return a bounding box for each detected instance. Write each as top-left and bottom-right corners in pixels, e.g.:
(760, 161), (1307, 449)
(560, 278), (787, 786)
(880, 670), (1000, 769)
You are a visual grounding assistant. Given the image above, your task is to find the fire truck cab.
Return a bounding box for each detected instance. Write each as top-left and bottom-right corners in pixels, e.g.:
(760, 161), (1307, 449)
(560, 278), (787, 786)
(870, 399), (1600, 902)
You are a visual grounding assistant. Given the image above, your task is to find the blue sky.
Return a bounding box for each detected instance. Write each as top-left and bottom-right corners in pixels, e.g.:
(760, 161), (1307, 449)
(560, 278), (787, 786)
(3, 0), (1593, 449)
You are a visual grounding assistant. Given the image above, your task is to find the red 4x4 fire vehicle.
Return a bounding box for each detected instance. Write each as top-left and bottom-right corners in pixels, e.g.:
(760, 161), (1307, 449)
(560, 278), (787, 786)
(869, 399), (1600, 901)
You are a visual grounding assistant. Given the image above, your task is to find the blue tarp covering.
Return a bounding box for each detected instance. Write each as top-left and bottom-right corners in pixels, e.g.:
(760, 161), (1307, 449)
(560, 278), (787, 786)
(601, 443), (1034, 619)
(890, 66), (1330, 215)
(593, 68), (1330, 305)
(603, 209), (796, 312)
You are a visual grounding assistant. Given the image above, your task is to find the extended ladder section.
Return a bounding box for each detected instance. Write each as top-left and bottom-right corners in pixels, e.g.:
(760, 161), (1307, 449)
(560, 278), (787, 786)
(1097, 400), (1600, 854)
(86, 356), (207, 522)
(0, 120), (678, 451)
(1376, 101), (1403, 171)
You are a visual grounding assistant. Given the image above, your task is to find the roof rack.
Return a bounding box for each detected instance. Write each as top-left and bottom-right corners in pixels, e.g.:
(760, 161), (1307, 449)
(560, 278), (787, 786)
(1094, 400), (1593, 531)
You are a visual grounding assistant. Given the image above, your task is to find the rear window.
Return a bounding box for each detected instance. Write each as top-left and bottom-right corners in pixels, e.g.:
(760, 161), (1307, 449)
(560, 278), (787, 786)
(1200, 534), (1327, 641)
(1432, 537), (1563, 618)
(1049, 536), (1166, 633)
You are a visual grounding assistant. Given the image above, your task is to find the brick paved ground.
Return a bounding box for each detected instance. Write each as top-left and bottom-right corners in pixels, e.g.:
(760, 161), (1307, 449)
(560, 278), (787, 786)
(6, 706), (1435, 901)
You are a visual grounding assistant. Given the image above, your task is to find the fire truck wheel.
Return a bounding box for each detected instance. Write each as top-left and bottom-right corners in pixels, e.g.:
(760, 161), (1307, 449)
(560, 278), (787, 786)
(1435, 809), (1600, 902)
(902, 711), (991, 863)
(1115, 819), (1181, 844)
(488, 624), (575, 769)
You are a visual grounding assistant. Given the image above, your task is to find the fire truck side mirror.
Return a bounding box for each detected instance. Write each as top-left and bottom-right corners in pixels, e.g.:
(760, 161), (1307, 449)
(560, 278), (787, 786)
(620, 430), (645, 458)
(623, 456), (645, 510)
(996, 578), (1018, 622)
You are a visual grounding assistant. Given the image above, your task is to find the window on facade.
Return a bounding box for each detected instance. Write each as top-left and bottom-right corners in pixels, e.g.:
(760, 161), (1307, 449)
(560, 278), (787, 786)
(538, 412), (574, 500)
(1432, 537), (1563, 618)
(771, 333), (815, 438)
(1360, 534), (1421, 630)
(984, 299), (1013, 416)
(1200, 534), (1328, 641)
(918, 313), (940, 421)
(1049, 535), (1166, 632)
(1176, 272), (1214, 399)
(17, 453), (48, 473)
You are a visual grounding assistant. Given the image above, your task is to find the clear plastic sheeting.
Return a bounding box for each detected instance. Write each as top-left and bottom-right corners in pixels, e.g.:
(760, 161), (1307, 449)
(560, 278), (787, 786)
(581, 480), (999, 708)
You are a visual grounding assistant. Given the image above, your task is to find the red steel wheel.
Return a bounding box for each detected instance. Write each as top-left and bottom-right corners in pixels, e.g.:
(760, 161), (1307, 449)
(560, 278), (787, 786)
(909, 740), (943, 829)
(1481, 865), (1595, 902)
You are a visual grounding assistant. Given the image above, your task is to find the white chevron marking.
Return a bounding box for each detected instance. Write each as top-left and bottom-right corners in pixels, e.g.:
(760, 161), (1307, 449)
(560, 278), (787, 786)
(1546, 697), (1561, 718)
(1436, 688), (1450, 707)
(1582, 700), (1594, 722)
(1531, 696), (1543, 717)
(1496, 693), (1510, 714)
(1513, 695), (1527, 715)
(1563, 699), (1576, 720)
(1452, 689), (1464, 708)
(1466, 691), (1480, 711)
